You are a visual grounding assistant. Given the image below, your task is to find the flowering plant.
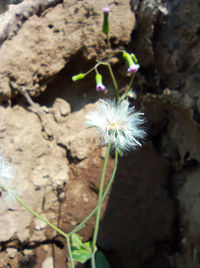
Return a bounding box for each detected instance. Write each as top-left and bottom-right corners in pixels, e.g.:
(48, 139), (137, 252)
(0, 6), (146, 268)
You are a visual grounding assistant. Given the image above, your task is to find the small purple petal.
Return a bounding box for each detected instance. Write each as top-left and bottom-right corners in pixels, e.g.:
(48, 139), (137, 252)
(127, 64), (140, 74)
(103, 6), (110, 13)
(96, 84), (106, 91)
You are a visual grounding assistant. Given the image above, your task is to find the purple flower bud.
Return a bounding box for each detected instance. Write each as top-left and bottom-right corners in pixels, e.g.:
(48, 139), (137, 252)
(96, 73), (106, 91)
(96, 84), (106, 91)
(127, 63), (140, 74)
(103, 6), (110, 13)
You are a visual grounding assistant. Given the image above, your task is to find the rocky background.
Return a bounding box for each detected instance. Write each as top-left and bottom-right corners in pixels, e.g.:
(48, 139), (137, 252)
(0, 0), (200, 267)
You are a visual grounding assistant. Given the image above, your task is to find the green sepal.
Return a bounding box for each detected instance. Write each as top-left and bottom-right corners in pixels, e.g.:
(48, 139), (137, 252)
(123, 52), (134, 67)
(130, 53), (138, 63)
(72, 73), (85, 82)
(102, 13), (109, 34)
(71, 234), (96, 264)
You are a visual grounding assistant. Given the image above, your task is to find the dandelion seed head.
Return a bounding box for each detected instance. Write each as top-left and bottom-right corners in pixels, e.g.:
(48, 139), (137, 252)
(0, 152), (15, 202)
(85, 99), (146, 152)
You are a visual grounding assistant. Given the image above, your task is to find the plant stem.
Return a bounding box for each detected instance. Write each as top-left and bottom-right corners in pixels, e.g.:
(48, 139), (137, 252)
(68, 148), (119, 235)
(66, 236), (75, 268)
(91, 253), (96, 268)
(106, 33), (111, 56)
(118, 73), (136, 104)
(92, 142), (111, 251)
(84, 63), (101, 76)
(107, 63), (120, 101)
(14, 195), (75, 267)
(14, 195), (68, 238)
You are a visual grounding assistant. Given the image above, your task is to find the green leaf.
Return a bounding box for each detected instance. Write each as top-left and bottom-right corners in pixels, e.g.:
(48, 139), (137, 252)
(71, 233), (83, 249)
(95, 251), (111, 268)
(71, 234), (95, 264)
(71, 247), (92, 264)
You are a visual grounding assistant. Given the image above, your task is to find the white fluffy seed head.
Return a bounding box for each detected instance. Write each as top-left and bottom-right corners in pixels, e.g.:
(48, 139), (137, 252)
(85, 99), (146, 152)
(0, 152), (15, 202)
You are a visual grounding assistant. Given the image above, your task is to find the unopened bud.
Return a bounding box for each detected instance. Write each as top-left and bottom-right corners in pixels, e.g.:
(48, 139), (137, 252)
(96, 73), (106, 91)
(123, 52), (133, 67)
(123, 52), (140, 74)
(72, 73), (85, 82)
(102, 7), (110, 34)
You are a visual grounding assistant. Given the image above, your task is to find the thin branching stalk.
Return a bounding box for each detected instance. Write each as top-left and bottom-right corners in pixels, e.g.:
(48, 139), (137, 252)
(91, 253), (96, 268)
(14, 195), (68, 238)
(14, 195), (75, 267)
(127, 72), (136, 90)
(107, 63), (120, 101)
(92, 142), (111, 251)
(66, 236), (75, 268)
(68, 148), (119, 235)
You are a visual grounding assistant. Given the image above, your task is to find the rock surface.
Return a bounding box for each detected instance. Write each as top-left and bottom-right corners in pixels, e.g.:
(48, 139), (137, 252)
(0, 0), (200, 268)
(0, 0), (135, 100)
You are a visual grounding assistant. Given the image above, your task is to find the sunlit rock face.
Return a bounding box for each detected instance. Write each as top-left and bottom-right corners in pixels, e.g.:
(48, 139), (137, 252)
(0, 0), (200, 268)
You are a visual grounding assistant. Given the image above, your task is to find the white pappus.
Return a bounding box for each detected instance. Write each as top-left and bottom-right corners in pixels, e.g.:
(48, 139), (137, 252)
(0, 152), (15, 202)
(85, 99), (146, 153)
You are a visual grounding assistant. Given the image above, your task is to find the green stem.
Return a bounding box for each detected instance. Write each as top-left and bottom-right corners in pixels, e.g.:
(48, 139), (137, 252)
(14, 195), (68, 238)
(127, 72), (135, 91)
(107, 63), (120, 101)
(66, 236), (75, 268)
(69, 148), (119, 235)
(84, 63), (101, 76)
(92, 142), (111, 251)
(91, 253), (96, 268)
(107, 33), (111, 56)
(14, 195), (75, 267)
(118, 73), (136, 104)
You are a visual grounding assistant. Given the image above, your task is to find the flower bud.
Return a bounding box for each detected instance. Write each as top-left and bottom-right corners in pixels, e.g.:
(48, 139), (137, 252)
(102, 6), (110, 34)
(123, 52), (133, 66)
(127, 63), (140, 74)
(123, 52), (140, 74)
(72, 73), (85, 82)
(96, 73), (106, 91)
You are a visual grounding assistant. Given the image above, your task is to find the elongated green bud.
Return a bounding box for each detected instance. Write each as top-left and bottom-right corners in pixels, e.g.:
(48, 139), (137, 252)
(72, 73), (85, 82)
(123, 51), (140, 73)
(123, 52), (133, 66)
(95, 73), (106, 91)
(96, 73), (103, 84)
(102, 7), (110, 35)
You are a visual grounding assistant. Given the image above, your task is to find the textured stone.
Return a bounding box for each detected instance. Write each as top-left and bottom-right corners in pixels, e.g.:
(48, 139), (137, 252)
(0, 0), (135, 100)
(0, 0), (200, 267)
(41, 256), (54, 268)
